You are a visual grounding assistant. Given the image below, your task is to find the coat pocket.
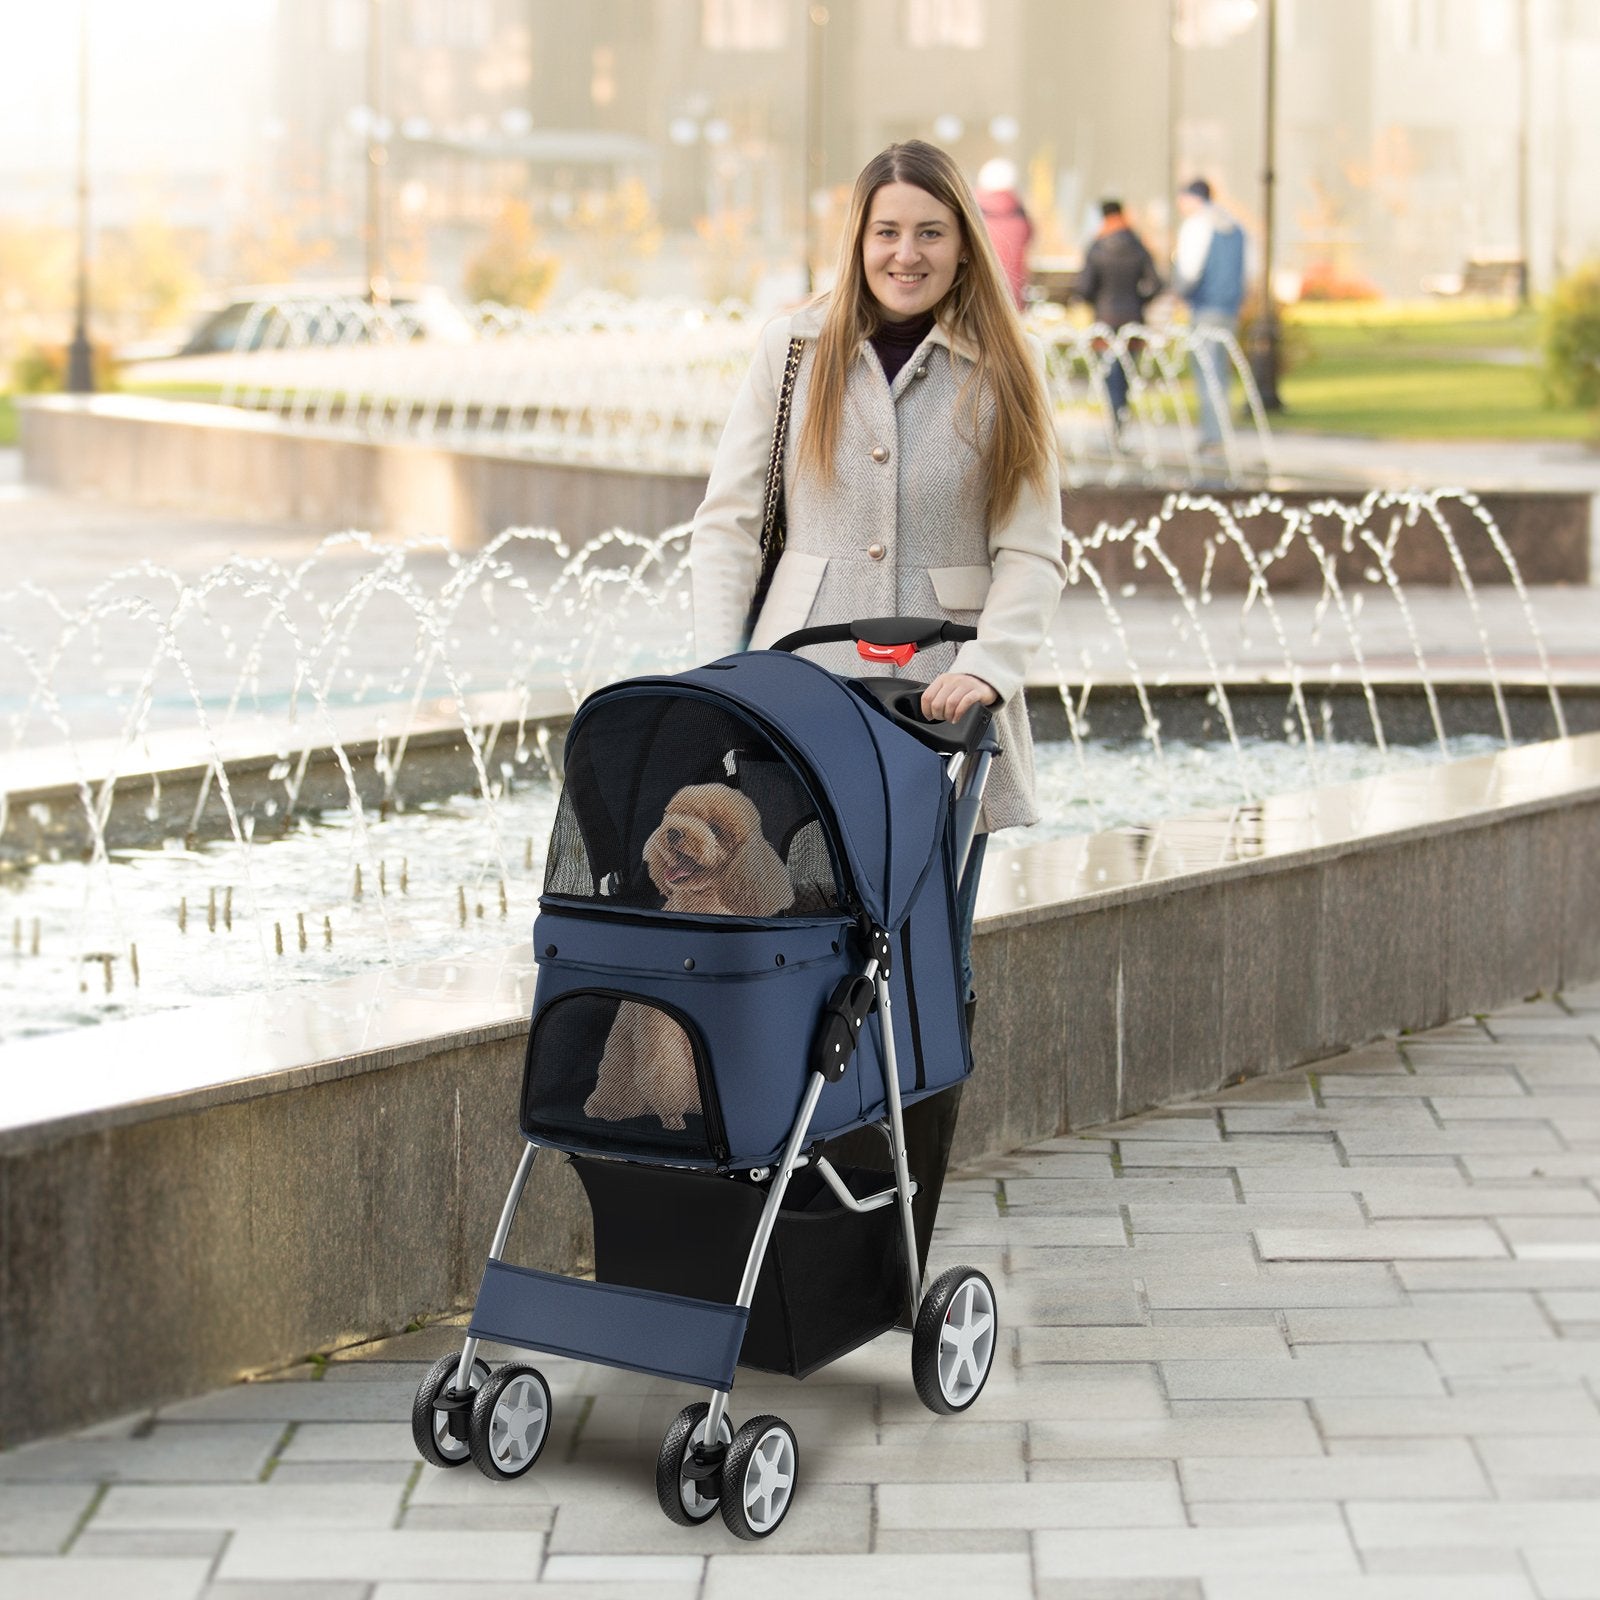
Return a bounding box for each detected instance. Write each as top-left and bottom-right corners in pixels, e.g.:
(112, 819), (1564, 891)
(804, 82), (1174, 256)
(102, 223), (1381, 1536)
(750, 551), (830, 650)
(928, 564), (992, 613)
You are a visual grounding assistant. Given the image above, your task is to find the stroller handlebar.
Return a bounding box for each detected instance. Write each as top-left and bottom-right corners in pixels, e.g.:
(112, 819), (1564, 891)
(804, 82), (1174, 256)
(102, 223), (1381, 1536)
(767, 617), (995, 759)
(769, 616), (978, 655)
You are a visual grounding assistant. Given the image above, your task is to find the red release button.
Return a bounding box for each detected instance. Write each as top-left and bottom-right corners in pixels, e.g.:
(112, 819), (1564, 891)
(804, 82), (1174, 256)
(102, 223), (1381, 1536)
(856, 640), (918, 667)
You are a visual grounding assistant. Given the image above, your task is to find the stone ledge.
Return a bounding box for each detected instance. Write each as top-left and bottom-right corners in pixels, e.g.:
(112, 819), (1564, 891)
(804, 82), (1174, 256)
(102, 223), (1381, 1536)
(5, 735), (1600, 1444)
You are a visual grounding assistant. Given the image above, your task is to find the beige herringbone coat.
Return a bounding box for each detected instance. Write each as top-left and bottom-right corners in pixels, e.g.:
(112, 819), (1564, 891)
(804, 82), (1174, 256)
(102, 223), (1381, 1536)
(690, 301), (1068, 830)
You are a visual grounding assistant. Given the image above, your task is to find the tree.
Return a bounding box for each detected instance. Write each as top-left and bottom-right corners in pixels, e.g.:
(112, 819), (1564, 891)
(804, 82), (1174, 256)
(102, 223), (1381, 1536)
(463, 200), (560, 308)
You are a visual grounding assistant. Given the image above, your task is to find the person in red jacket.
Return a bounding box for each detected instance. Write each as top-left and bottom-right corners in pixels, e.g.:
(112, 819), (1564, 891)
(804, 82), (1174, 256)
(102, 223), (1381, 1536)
(975, 158), (1033, 310)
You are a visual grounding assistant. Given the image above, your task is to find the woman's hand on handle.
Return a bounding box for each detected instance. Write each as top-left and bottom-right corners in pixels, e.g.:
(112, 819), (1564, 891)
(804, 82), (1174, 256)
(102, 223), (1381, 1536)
(920, 672), (998, 723)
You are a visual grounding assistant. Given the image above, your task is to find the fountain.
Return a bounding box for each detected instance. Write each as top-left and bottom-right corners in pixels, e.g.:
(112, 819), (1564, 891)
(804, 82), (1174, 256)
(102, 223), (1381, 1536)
(6, 293), (1600, 1447)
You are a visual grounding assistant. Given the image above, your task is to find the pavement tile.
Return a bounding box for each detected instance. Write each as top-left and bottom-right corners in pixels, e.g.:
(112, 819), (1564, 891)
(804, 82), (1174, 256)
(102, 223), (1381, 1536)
(1006, 1281), (1149, 1326)
(95, 1482), (404, 1530)
(1433, 1095), (1600, 1121)
(1124, 1198), (1366, 1232)
(1500, 1216), (1600, 1258)
(1427, 1339), (1600, 1382)
(271, 1462), (418, 1486)
(209, 1584), (371, 1600)
(1185, 1502), (1347, 1526)
(1159, 1348), (1445, 1400)
(1106, 1115), (1224, 1142)
(215, 1529), (547, 1582)
(1203, 1578), (1535, 1600)
(1029, 1403), (1324, 1461)
(0, 1423), (284, 1484)
(1237, 1166), (1468, 1193)
(1396, 1260), (1600, 1291)
(1285, 1294), (1553, 1342)
(372, 1587), (697, 1600)
(1018, 1327), (1289, 1363)
(1318, 1072), (1527, 1096)
(1474, 1435), (1600, 1481)
(70, 1530), (228, 1559)
(805, 1437), (1028, 1483)
(1347, 1499), (1600, 1547)
(701, 1553), (1034, 1599)
(1337, 1127), (1565, 1155)
(873, 1528), (1031, 1553)
(883, 1479), (1186, 1533)
(1543, 1291), (1600, 1322)
(1140, 1264), (1407, 1309)
(1006, 1242), (1262, 1279)
(1032, 1525), (1360, 1579)
(541, 1554), (703, 1582)
(1462, 1155), (1600, 1180)
(1219, 1106), (1440, 1135)
(1179, 1441), (1490, 1502)
(1524, 1546), (1600, 1600)
(1361, 1186), (1600, 1217)
(0, 1483), (97, 1554)
(1313, 1392), (1600, 1437)
(271, 1422), (422, 1463)
(1254, 1222), (1508, 1260)
(1116, 1142), (1347, 1169)
(881, 1363), (1170, 1424)
(159, 1381), (421, 1424)
(0, 1560), (211, 1600)
(999, 1179), (1241, 1208)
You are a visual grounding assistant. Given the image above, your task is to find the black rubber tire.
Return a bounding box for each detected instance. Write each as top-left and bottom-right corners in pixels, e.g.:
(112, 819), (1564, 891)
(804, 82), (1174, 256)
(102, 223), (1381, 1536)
(655, 1401), (732, 1526)
(720, 1414), (798, 1541)
(467, 1363), (552, 1480)
(410, 1351), (489, 1468)
(912, 1265), (998, 1416)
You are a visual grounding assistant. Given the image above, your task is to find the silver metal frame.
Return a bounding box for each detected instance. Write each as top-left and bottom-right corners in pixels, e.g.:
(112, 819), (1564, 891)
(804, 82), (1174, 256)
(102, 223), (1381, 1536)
(452, 723), (995, 1440)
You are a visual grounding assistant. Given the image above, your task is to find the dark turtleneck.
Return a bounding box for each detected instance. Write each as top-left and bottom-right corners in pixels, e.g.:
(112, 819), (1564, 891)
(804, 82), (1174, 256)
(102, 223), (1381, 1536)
(870, 310), (936, 386)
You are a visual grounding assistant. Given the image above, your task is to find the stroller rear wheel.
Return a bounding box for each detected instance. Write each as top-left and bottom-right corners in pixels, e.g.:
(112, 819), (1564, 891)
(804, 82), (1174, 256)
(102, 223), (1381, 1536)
(468, 1363), (553, 1480)
(720, 1415), (798, 1540)
(411, 1352), (491, 1468)
(656, 1401), (733, 1526)
(912, 1266), (997, 1415)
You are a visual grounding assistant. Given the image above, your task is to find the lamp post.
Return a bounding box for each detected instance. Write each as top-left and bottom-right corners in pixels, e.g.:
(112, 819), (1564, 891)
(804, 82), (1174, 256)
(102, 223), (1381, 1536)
(65, 0), (94, 394)
(365, 0), (390, 307)
(1246, 0), (1284, 411)
(803, 4), (828, 294)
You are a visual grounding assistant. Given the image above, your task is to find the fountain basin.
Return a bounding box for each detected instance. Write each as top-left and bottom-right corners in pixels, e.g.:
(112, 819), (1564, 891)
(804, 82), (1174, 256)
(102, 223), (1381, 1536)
(19, 394), (1594, 586)
(4, 732), (1599, 1445)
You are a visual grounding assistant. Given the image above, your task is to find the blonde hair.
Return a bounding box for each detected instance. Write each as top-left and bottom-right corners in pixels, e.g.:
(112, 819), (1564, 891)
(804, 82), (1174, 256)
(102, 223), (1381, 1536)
(798, 140), (1056, 528)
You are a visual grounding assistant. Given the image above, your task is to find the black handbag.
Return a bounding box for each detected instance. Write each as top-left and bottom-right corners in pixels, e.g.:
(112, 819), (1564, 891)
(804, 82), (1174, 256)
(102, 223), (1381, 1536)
(743, 336), (806, 645)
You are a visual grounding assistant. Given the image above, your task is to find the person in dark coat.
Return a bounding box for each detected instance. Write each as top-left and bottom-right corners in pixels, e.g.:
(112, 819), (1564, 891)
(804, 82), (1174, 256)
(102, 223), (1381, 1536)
(1076, 199), (1162, 429)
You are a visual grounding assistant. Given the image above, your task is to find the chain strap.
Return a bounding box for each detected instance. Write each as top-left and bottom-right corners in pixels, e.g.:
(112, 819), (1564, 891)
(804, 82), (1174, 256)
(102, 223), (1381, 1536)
(746, 336), (806, 639)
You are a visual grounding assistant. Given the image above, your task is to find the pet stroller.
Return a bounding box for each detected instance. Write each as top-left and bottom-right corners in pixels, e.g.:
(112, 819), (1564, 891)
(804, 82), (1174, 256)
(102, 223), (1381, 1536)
(411, 617), (1000, 1539)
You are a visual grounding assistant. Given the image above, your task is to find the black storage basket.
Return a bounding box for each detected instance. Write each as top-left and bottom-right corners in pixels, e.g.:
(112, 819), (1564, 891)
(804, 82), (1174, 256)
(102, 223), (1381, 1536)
(573, 1157), (903, 1379)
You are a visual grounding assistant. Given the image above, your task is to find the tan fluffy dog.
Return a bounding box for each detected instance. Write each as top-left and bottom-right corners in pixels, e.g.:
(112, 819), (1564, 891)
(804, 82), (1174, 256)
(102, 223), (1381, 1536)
(584, 785), (794, 1130)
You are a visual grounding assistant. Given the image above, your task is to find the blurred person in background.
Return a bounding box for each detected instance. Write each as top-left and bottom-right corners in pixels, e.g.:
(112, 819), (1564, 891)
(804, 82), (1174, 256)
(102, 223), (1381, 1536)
(1172, 177), (1246, 451)
(974, 158), (1033, 310)
(1076, 199), (1162, 436)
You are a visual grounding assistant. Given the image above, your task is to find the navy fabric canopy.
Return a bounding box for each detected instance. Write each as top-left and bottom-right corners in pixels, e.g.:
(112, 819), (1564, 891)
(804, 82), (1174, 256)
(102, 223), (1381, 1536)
(567, 650), (951, 931)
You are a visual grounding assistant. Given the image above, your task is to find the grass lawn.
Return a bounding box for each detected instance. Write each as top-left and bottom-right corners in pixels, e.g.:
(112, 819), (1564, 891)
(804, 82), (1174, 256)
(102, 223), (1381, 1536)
(1277, 303), (1597, 442)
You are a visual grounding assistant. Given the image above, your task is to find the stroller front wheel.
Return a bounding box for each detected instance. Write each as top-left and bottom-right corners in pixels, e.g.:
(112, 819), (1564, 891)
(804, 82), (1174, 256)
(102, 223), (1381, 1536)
(468, 1363), (553, 1480)
(656, 1402), (733, 1526)
(720, 1415), (798, 1540)
(411, 1352), (491, 1468)
(912, 1266), (998, 1415)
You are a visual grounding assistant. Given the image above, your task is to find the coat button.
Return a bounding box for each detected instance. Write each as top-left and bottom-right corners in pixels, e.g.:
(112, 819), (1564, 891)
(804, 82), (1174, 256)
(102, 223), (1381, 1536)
(914, 364), (928, 378)
(870, 444), (890, 463)
(868, 543), (886, 561)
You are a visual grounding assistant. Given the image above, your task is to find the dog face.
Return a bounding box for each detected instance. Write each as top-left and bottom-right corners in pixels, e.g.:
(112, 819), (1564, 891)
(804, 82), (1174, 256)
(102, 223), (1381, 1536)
(644, 785), (763, 903)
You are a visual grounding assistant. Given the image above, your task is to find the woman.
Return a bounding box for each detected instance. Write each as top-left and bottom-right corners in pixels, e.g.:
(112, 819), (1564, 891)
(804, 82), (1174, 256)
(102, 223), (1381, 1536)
(691, 140), (1067, 1009)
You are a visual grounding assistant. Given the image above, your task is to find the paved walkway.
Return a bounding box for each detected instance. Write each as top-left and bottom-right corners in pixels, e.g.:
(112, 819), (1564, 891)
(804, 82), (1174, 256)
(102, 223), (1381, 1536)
(3, 986), (1598, 1599)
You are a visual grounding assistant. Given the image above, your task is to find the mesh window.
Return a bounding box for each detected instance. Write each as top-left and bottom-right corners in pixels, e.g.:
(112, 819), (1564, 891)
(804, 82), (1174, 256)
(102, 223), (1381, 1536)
(542, 695), (843, 916)
(522, 991), (725, 1161)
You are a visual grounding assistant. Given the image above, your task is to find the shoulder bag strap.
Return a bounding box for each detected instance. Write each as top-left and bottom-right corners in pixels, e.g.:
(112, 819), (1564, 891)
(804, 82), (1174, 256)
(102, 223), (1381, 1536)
(744, 335), (806, 644)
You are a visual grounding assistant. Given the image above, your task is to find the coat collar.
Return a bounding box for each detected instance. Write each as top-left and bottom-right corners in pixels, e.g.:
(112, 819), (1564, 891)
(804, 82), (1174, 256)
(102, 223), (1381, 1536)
(784, 296), (978, 366)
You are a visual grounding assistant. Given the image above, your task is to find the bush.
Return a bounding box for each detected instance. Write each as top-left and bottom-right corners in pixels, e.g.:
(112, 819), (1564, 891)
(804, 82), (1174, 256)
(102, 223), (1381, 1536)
(1297, 259), (1382, 303)
(11, 341), (120, 393)
(1541, 260), (1600, 410)
(463, 201), (560, 310)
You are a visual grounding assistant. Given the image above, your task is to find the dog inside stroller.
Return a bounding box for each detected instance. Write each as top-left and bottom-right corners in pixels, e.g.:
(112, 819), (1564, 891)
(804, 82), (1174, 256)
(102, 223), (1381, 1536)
(410, 618), (1000, 1539)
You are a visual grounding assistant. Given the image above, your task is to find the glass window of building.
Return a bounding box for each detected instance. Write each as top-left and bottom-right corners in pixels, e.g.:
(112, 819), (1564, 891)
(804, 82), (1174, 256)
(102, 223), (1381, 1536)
(702, 0), (788, 50)
(1476, 0), (1515, 52)
(904, 0), (988, 50)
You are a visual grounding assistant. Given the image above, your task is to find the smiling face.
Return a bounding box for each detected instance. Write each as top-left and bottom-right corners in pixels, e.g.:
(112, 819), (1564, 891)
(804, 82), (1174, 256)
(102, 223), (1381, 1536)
(861, 181), (964, 323)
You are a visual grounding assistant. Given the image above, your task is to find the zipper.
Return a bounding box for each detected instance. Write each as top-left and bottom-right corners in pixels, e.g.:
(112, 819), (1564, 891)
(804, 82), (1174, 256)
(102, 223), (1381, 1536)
(539, 897), (849, 940)
(529, 986), (730, 1165)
